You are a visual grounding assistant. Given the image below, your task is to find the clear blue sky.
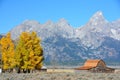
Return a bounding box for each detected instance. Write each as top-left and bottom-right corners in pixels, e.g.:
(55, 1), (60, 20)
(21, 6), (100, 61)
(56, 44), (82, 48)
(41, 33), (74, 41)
(0, 0), (120, 34)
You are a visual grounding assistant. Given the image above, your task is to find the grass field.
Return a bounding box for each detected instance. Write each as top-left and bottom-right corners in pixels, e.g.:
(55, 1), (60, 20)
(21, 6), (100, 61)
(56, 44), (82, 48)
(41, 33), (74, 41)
(0, 69), (120, 80)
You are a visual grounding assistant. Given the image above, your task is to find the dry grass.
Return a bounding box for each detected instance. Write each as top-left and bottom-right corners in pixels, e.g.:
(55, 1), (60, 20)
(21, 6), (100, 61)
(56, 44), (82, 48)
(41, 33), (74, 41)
(47, 69), (74, 73)
(0, 69), (120, 80)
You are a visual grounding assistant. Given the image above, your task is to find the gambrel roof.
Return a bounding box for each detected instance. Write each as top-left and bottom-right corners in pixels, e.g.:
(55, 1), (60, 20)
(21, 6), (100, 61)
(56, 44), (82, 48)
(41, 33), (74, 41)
(75, 59), (106, 70)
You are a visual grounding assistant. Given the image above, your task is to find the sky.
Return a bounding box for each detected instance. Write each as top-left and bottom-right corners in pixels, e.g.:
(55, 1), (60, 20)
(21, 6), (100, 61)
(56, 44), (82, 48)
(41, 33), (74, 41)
(0, 0), (120, 34)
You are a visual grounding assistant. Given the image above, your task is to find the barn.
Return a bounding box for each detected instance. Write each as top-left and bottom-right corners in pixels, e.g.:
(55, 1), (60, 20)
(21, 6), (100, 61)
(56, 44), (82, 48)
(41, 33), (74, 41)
(75, 59), (115, 73)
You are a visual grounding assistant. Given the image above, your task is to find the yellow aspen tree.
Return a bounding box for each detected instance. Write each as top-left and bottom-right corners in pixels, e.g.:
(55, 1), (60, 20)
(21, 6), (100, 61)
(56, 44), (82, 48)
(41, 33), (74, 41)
(15, 31), (43, 72)
(0, 33), (15, 70)
(29, 32), (44, 70)
(15, 32), (30, 72)
(0, 39), (2, 68)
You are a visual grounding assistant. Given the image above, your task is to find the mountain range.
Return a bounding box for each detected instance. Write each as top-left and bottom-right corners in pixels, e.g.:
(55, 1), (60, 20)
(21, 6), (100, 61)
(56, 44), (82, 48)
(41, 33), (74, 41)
(4, 11), (120, 65)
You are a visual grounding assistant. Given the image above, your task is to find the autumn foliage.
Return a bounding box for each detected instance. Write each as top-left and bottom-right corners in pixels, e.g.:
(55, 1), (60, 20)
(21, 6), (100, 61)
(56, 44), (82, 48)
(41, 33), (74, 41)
(0, 32), (44, 72)
(0, 33), (15, 70)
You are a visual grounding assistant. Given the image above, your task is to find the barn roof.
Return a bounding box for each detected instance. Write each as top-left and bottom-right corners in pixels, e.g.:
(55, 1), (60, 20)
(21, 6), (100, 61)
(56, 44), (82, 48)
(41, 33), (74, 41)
(84, 59), (105, 67)
(75, 59), (106, 70)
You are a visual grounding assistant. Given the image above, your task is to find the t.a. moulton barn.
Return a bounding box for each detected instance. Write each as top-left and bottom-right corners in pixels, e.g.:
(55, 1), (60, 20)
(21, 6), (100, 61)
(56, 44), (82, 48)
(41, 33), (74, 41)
(75, 59), (115, 73)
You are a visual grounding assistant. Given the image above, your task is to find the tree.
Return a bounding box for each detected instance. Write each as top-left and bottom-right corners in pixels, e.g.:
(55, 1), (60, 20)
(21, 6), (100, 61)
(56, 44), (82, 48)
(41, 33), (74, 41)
(0, 39), (2, 68)
(27, 32), (44, 70)
(15, 32), (43, 72)
(0, 33), (15, 70)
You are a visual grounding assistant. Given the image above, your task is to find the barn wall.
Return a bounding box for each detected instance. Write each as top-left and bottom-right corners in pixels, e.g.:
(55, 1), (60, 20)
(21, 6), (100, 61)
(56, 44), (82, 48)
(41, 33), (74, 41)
(97, 61), (106, 68)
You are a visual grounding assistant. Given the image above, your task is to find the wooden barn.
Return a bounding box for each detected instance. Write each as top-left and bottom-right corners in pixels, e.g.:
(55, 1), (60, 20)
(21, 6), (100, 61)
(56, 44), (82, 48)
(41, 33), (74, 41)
(75, 59), (115, 73)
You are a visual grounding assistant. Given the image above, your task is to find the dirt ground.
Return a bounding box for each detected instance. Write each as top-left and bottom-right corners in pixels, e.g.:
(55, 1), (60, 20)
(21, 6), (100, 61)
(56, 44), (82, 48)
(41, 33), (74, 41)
(0, 70), (120, 80)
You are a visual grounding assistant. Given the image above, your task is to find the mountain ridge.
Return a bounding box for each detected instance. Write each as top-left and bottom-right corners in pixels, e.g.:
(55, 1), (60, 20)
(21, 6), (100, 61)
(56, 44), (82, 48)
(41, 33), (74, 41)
(9, 11), (120, 65)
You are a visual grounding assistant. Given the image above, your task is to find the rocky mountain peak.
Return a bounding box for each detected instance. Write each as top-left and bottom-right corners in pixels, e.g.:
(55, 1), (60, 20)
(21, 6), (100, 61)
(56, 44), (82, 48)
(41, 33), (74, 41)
(88, 11), (107, 25)
(93, 11), (103, 16)
(91, 11), (104, 19)
(57, 18), (70, 26)
(58, 18), (68, 23)
(44, 20), (54, 26)
(22, 20), (40, 25)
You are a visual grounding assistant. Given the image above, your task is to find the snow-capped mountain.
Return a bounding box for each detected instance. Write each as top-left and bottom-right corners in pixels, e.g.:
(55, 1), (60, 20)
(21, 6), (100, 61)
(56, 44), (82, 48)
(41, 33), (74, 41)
(10, 11), (120, 65)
